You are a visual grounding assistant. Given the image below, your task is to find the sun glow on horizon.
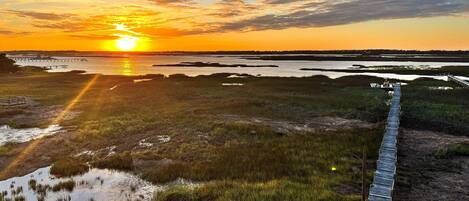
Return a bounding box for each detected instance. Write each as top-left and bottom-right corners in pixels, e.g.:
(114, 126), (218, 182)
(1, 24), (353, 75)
(116, 36), (138, 51)
(107, 24), (147, 51)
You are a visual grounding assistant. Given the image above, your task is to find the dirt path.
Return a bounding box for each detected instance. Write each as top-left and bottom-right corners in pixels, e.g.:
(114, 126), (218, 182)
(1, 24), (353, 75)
(394, 129), (469, 201)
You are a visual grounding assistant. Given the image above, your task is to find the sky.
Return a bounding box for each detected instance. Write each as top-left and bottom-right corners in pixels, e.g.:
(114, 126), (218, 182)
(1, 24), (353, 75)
(0, 0), (468, 51)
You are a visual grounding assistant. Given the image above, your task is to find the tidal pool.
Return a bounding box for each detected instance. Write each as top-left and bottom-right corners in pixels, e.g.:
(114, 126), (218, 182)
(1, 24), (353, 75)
(0, 166), (156, 201)
(0, 125), (61, 146)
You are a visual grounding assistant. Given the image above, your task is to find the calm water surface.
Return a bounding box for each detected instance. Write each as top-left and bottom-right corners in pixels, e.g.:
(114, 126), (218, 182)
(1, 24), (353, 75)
(14, 55), (469, 80)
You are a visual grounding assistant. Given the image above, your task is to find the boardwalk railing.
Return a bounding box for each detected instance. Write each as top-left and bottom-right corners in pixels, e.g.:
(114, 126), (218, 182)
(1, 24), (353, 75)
(448, 75), (469, 88)
(368, 84), (401, 201)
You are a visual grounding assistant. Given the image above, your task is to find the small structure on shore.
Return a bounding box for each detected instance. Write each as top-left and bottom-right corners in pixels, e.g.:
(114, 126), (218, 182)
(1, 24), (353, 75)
(370, 79), (395, 91)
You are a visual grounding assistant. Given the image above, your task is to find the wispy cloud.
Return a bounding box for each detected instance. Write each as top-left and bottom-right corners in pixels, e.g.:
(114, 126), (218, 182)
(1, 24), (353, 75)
(67, 34), (120, 40)
(4, 9), (75, 20)
(1, 0), (468, 39)
(147, 0), (196, 8)
(0, 29), (31, 35)
(214, 0), (469, 32)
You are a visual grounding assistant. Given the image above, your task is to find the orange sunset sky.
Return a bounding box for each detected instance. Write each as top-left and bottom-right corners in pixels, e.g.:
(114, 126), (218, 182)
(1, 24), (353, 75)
(0, 0), (468, 51)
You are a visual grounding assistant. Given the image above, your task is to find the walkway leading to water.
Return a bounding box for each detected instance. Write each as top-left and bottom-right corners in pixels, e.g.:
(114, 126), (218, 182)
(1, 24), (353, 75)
(368, 84), (401, 201)
(448, 75), (469, 88)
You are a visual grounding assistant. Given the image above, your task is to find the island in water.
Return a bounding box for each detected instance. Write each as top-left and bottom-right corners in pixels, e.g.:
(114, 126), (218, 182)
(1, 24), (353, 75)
(153, 62), (279, 68)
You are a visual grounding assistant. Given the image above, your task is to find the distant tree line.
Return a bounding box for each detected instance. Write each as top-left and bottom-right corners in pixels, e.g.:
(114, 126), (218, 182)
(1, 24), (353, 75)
(3, 49), (469, 57)
(0, 53), (19, 73)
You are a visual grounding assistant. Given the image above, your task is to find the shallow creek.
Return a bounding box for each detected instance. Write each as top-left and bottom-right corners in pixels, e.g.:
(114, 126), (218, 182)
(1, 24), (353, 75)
(0, 125), (61, 146)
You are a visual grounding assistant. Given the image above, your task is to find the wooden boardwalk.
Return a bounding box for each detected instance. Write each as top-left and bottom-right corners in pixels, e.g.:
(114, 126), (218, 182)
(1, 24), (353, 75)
(448, 75), (469, 88)
(368, 84), (401, 201)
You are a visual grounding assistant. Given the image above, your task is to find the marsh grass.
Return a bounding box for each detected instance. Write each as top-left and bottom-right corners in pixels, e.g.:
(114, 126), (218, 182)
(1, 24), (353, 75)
(435, 143), (469, 159)
(51, 180), (75, 192)
(401, 78), (469, 135)
(148, 127), (382, 201)
(92, 152), (133, 171)
(50, 158), (88, 177)
(4, 71), (467, 200)
(0, 142), (22, 157)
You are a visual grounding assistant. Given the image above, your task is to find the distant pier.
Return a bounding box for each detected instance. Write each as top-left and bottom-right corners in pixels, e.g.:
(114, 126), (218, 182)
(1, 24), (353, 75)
(8, 56), (87, 62)
(448, 75), (469, 88)
(0, 96), (29, 107)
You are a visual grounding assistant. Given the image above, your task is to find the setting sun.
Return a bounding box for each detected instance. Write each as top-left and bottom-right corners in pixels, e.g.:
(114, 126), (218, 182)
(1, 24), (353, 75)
(116, 36), (138, 51)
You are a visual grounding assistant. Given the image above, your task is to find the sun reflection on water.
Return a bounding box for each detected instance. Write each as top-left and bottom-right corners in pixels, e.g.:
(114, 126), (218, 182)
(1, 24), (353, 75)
(121, 58), (134, 76)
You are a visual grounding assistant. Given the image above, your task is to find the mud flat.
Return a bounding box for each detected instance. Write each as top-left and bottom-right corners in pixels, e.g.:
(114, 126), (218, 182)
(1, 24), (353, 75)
(394, 129), (469, 201)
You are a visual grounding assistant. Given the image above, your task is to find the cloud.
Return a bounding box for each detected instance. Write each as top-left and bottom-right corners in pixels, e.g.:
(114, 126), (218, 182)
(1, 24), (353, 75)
(2, 0), (469, 39)
(5, 10), (74, 20)
(147, 0), (196, 8)
(207, 0), (257, 17)
(215, 0), (469, 32)
(31, 6), (161, 33)
(0, 29), (31, 35)
(262, 0), (305, 5)
(67, 34), (120, 40)
(132, 27), (208, 37)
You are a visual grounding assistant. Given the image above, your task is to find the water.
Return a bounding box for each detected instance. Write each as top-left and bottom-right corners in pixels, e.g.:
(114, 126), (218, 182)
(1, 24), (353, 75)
(0, 166), (198, 201)
(0, 166), (156, 201)
(14, 55), (469, 80)
(0, 125), (61, 146)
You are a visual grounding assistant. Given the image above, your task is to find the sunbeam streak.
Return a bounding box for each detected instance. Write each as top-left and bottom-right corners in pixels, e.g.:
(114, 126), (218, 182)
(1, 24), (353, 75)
(0, 75), (100, 179)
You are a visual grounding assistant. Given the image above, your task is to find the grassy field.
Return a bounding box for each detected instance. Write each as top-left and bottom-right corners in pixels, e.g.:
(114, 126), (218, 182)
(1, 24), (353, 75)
(400, 78), (469, 136)
(1, 68), (468, 201)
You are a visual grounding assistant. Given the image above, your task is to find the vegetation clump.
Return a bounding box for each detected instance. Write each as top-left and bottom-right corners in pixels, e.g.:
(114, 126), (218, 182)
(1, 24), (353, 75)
(51, 180), (76, 192)
(401, 78), (469, 136)
(435, 143), (469, 159)
(92, 152), (133, 171)
(0, 53), (19, 73)
(50, 158), (88, 177)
